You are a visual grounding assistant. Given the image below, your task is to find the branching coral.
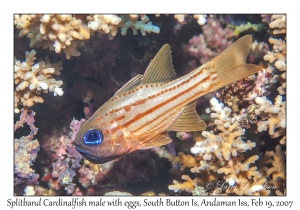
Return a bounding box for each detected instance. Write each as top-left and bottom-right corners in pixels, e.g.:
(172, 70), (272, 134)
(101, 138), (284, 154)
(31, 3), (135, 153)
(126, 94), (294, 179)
(14, 136), (40, 181)
(166, 98), (264, 195)
(14, 50), (63, 112)
(263, 14), (286, 95)
(185, 18), (235, 64)
(264, 37), (286, 95)
(14, 14), (160, 58)
(40, 131), (82, 195)
(13, 14), (286, 196)
(216, 155), (270, 195)
(14, 108), (40, 185)
(168, 175), (197, 193)
(269, 15), (286, 35)
(255, 96), (286, 139)
(119, 15), (160, 37)
(260, 145), (285, 192)
(256, 14), (286, 146)
(191, 98), (256, 161)
(173, 14), (207, 25)
(14, 15), (89, 58)
(264, 145), (285, 182)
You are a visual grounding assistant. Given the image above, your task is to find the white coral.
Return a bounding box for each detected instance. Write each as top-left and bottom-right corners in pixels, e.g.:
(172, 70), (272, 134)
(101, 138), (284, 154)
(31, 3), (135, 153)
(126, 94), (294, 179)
(255, 96), (286, 137)
(15, 14), (160, 58)
(191, 98), (256, 161)
(269, 15), (286, 34)
(14, 50), (63, 110)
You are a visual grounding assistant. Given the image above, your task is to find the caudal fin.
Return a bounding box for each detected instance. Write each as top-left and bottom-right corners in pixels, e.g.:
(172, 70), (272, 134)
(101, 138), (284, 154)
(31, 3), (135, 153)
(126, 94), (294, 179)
(209, 35), (261, 90)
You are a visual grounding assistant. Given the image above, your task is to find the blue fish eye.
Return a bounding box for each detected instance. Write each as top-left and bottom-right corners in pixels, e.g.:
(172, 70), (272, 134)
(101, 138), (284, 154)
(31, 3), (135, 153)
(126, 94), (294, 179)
(83, 129), (103, 145)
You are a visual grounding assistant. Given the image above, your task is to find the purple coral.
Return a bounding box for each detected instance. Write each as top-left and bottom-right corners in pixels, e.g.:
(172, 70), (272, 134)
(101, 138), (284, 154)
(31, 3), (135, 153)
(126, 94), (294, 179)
(185, 18), (235, 65)
(40, 129), (82, 195)
(14, 108), (40, 185)
(14, 136), (40, 181)
(14, 108), (38, 140)
(70, 118), (86, 141)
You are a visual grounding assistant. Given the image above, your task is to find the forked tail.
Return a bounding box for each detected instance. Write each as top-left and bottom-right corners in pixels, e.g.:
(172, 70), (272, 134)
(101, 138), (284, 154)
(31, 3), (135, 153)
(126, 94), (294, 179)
(208, 35), (261, 91)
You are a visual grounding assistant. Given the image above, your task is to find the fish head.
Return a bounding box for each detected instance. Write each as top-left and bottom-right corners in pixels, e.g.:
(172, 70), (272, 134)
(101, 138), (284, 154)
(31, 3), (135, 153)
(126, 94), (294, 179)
(73, 118), (131, 164)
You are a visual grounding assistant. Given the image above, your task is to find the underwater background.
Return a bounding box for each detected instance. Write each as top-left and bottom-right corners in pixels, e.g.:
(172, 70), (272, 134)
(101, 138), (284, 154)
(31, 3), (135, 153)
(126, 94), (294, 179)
(14, 14), (286, 196)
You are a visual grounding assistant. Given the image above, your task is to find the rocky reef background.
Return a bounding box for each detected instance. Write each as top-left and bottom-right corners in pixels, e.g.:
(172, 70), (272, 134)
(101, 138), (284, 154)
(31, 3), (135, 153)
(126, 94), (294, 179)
(13, 14), (286, 196)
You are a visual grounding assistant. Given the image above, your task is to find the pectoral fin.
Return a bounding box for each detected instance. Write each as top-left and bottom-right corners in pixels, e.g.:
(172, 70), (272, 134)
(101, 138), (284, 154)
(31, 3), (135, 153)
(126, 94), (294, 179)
(138, 133), (172, 150)
(168, 101), (206, 132)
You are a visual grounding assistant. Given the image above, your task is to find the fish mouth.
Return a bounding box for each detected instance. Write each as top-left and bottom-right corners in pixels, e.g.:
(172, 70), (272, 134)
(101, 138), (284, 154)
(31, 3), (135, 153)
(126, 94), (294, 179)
(74, 144), (123, 164)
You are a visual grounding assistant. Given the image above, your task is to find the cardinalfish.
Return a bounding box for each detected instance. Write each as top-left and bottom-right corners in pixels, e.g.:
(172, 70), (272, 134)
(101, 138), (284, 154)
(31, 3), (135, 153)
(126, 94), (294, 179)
(74, 35), (261, 164)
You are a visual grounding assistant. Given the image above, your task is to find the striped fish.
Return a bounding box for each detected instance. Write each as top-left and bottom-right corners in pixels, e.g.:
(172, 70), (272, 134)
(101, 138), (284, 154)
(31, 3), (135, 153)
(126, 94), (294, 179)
(74, 35), (261, 164)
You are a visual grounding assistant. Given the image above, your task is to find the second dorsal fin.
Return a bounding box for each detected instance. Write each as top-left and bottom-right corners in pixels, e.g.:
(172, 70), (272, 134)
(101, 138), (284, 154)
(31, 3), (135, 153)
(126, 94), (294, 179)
(141, 44), (176, 84)
(168, 101), (207, 132)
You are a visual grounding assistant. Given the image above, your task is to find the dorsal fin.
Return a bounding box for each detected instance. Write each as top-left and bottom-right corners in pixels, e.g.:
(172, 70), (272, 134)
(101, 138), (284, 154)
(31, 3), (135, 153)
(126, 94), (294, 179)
(114, 74), (143, 96)
(138, 133), (172, 150)
(141, 44), (176, 84)
(168, 101), (206, 132)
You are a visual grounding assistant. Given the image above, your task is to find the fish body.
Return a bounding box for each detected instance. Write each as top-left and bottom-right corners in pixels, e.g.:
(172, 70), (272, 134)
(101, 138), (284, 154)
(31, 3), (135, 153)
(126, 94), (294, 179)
(74, 35), (261, 164)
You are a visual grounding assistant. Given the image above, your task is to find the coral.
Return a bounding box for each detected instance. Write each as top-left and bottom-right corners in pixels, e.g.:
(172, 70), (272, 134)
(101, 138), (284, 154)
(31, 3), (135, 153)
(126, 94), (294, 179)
(14, 15), (89, 58)
(269, 15), (286, 35)
(120, 15), (160, 37)
(264, 145), (286, 183)
(24, 186), (36, 196)
(192, 186), (208, 196)
(174, 15), (186, 23)
(166, 98), (274, 195)
(40, 130), (82, 195)
(255, 95), (286, 138)
(14, 108), (40, 185)
(78, 159), (107, 189)
(217, 155), (270, 195)
(168, 175), (196, 193)
(215, 66), (273, 128)
(264, 37), (286, 94)
(14, 50), (63, 112)
(185, 18), (235, 64)
(13, 14), (286, 196)
(258, 144), (285, 193)
(14, 136), (40, 181)
(165, 152), (197, 171)
(263, 14), (286, 95)
(87, 15), (122, 39)
(104, 191), (133, 196)
(173, 14), (207, 25)
(193, 15), (207, 25)
(14, 107), (38, 140)
(191, 98), (256, 161)
(70, 118), (86, 141)
(14, 15), (160, 58)
(228, 22), (264, 36)
(248, 40), (269, 63)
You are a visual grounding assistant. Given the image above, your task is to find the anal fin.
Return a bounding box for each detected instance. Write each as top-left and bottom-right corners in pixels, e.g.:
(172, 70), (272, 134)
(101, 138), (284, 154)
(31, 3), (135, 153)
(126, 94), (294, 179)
(168, 100), (206, 132)
(138, 133), (172, 150)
